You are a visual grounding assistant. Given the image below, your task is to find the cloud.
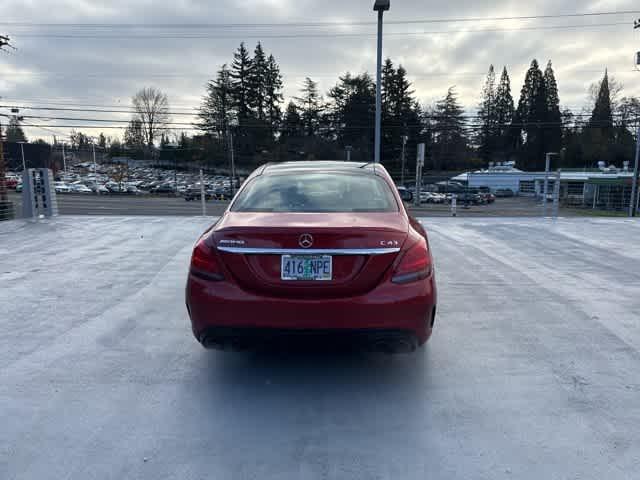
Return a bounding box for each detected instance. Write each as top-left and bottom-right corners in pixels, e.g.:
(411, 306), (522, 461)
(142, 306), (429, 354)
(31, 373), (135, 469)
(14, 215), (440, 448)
(1, 0), (639, 140)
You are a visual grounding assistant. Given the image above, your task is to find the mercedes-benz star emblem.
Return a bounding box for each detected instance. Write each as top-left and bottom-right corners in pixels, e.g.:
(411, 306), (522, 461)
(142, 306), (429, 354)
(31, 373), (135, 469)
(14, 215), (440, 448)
(299, 234), (314, 249)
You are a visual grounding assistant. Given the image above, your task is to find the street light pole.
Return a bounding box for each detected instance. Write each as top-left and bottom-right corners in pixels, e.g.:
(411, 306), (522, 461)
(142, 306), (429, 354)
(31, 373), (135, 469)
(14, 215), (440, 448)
(228, 131), (236, 196)
(92, 142), (99, 196)
(373, 0), (390, 164)
(61, 142), (67, 174)
(20, 142), (26, 172)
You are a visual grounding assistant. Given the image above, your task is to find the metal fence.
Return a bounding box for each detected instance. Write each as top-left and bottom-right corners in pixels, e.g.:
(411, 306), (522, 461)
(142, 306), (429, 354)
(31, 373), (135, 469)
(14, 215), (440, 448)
(1, 160), (639, 220)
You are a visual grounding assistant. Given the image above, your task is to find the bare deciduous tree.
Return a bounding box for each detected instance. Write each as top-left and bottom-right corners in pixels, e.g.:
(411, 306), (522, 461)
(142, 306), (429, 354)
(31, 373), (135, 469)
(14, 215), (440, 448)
(131, 87), (170, 146)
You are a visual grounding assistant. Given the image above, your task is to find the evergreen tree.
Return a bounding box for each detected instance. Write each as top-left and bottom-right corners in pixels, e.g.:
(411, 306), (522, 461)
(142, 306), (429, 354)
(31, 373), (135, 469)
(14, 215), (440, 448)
(581, 70), (621, 167)
(280, 102), (304, 141)
(381, 59), (396, 118)
(477, 65), (497, 161)
(248, 42), (268, 120)
(265, 54), (284, 135)
(230, 42), (253, 125)
(432, 87), (468, 170)
(327, 73), (376, 156)
(179, 132), (189, 149)
(296, 77), (323, 137)
(198, 64), (234, 137)
(5, 117), (27, 143)
(494, 66), (515, 160)
(515, 59), (548, 170)
(381, 59), (396, 159)
(392, 66), (414, 119)
(98, 133), (107, 149)
(378, 61), (419, 168)
(588, 70), (613, 132)
(543, 61), (562, 154)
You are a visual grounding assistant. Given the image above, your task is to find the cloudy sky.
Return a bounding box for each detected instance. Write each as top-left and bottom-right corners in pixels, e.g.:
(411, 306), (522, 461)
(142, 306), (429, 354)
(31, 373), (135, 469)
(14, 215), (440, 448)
(1, 0), (640, 142)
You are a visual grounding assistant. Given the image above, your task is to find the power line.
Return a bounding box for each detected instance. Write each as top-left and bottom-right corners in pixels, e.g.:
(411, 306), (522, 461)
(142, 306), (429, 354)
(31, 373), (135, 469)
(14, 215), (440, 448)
(7, 22), (631, 39)
(1, 105), (199, 116)
(2, 10), (639, 28)
(18, 118), (72, 140)
(14, 114), (198, 126)
(0, 100), (200, 112)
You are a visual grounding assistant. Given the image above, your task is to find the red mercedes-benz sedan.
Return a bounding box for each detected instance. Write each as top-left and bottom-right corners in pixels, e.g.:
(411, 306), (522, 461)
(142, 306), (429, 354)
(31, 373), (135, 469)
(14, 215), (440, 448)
(185, 161), (437, 353)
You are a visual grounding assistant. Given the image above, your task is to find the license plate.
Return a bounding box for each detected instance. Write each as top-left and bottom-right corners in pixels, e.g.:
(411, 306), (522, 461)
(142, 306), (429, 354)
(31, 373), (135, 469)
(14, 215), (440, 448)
(281, 255), (332, 281)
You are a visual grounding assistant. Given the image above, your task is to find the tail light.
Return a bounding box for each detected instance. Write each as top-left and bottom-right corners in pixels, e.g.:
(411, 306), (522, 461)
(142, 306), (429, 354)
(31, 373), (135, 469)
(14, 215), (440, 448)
(190, 237), (224, 281)
(392, 237), (432, 285)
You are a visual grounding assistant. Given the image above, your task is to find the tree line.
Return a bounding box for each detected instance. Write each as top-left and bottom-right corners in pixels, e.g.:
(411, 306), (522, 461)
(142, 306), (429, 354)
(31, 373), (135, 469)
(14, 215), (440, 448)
(190, 43), (640, 174)
(11, 41), (640, 176)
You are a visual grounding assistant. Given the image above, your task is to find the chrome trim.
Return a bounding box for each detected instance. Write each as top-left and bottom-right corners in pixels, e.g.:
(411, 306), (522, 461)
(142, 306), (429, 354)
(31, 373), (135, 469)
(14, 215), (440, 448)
(217, 246), (401, 256)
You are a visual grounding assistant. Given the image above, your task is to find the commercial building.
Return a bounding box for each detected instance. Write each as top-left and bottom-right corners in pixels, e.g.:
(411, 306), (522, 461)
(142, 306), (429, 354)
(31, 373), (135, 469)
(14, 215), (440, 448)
(451, 162), (638, 211)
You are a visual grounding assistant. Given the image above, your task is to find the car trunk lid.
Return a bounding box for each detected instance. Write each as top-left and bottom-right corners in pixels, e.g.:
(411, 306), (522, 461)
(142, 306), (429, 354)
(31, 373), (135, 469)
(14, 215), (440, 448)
(212, 212), (408, 298)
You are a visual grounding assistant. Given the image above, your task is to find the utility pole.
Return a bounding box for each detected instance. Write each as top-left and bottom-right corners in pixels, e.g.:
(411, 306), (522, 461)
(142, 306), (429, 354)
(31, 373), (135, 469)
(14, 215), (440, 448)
(200, 169), (206, 216)
(19, 142), (26, 171)
(228, 131), (236, 196)
(92, 142), (99, 196)
(414, 143), (425, 207)
(62, 142), (67, 174)
(0, 36), (15, 207)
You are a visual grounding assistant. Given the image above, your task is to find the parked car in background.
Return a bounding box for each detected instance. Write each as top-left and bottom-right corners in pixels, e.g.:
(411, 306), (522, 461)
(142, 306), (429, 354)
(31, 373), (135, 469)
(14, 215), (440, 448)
(457, 191), (484, 205)
(70, 184), (93, 194)
(126, 185), (146, 195)
(152, 184), (177, 196)
(494, 188), (515, 198)
(5, 176), (19, 189)
(420, 192), (447, 204)
(184, 187), (213, 201)
(54, 182), (71, 194)
(481, 192), (496, 204)
(87, 183), (109, 194)
(396, 186), (413, 203)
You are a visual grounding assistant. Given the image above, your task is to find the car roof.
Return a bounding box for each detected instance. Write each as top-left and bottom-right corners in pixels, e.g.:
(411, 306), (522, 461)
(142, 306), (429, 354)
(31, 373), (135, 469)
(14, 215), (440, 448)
(258, 161), (389, 177)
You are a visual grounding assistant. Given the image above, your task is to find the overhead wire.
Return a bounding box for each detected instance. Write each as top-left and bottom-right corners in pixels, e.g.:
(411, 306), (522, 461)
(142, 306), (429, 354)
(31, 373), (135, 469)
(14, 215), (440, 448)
(1, 10), (639, 28)
(5, 22), (631, 39)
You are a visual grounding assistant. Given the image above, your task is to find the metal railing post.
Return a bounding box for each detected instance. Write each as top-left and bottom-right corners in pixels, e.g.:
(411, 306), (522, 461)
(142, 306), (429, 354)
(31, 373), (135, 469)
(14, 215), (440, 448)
(200, 169), (206, 217)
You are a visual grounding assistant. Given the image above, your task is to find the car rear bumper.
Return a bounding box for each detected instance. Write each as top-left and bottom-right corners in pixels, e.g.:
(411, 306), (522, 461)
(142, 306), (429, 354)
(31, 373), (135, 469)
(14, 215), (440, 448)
(197, 327), (422, 353)
(186, 274), (436, 350)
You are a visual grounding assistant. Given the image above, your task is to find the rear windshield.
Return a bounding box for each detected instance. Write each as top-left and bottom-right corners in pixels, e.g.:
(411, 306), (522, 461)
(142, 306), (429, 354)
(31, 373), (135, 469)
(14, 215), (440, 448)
(231, 172), (398, 213)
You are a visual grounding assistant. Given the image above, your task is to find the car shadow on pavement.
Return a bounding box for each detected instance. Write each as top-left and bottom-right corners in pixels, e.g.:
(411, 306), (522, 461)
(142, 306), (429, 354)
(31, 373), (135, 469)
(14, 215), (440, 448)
(197, 345), (435, 408)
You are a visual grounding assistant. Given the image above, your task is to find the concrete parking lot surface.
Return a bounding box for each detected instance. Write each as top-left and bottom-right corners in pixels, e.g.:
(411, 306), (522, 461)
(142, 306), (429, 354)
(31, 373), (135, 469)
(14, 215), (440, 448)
(1, 216), (639, 479)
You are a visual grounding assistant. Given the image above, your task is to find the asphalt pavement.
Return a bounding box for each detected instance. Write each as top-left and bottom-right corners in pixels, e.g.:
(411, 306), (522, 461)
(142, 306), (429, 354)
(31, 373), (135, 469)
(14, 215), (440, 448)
(1, 216), (639, 479)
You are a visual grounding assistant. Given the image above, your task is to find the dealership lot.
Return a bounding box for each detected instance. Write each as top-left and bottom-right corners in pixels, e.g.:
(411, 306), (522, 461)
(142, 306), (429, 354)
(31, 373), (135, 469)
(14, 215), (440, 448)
(1, 217), (639, 479)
